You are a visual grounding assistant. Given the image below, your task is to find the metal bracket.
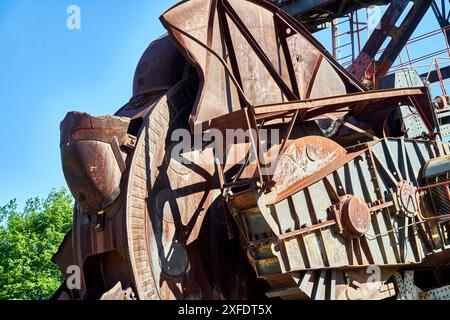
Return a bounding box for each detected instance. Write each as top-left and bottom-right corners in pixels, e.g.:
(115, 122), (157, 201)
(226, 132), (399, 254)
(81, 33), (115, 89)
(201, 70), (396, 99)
(111, 137), (127, 174)
(122, 134), (137, 150)
(111, 134), (137, 174)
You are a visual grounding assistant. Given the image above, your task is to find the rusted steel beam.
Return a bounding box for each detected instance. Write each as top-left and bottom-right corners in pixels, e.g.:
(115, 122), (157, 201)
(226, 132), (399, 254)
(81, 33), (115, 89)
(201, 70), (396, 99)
(278, 221), (337, 240)
(249, 219), (338, 246)
(216, 0), (247, 109)
(349, 0), (434, 88)
(222, 0), (299, 100)
(373, 0), (434, 86)
(421, 65), (450, 83)
(245, 107), (272, 186)
(349, 0), (410, 82)
(253, 87), (427, 115)
(324, 113), (379, 140)
(204, 87), (434, 138)
(275, 17), (302, 99)
(431, 0), (450, 43)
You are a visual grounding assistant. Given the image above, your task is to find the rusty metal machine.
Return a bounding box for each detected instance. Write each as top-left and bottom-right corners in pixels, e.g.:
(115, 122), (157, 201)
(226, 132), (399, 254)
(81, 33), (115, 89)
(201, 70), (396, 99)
(53, 0), (450, 300)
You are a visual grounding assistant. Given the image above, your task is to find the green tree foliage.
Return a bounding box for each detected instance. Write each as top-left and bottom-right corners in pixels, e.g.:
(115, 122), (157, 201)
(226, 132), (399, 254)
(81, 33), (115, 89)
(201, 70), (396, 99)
(0, 188), (73, 300)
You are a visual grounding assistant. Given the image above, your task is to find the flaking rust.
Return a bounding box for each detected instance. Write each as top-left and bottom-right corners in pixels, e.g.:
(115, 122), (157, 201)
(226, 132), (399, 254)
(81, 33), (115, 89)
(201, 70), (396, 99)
(53, 0), (450, 300)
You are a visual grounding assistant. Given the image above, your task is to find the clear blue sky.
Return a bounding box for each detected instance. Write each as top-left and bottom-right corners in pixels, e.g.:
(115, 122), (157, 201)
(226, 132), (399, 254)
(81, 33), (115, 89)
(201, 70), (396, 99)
(0, 1), (445, 208)
(0, 0), (178, 208)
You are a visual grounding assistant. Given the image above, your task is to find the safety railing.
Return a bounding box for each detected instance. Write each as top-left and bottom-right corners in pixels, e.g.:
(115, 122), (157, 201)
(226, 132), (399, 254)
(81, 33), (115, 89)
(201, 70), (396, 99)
(416, 180), (450, 221)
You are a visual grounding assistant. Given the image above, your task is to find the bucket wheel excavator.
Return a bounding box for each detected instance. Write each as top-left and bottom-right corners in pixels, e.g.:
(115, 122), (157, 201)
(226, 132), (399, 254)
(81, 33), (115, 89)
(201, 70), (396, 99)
(53, 0), (450, 300)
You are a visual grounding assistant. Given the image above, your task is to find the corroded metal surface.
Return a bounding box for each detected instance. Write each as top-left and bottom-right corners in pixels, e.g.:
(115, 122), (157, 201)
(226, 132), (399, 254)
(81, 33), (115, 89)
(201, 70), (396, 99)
(272, 136), (346, 194)
(60, 112), (134, 214)
(340, 195), (372, 238)
(54, 0), (450, 300)
(349, 0), (434, 87)
(227, 137), (450, 299)
(132, 35), (188, 98)
(160, 0), (364, 128)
